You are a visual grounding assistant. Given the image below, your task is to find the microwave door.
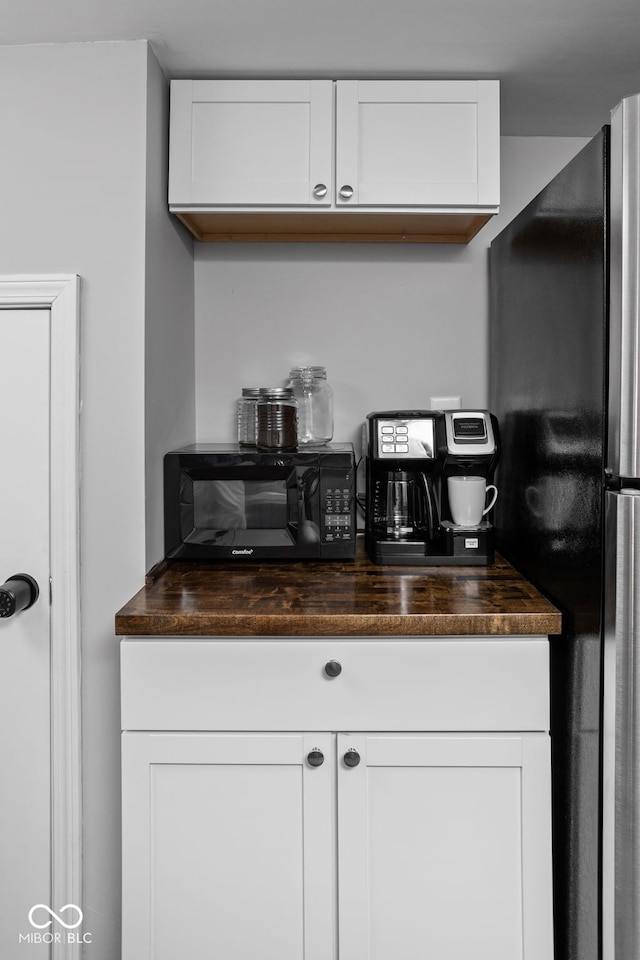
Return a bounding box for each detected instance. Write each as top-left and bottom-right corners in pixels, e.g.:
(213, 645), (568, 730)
(187, 473), (299, 550)
(297, 468), (321, 544)
(244, 478), (297, 546)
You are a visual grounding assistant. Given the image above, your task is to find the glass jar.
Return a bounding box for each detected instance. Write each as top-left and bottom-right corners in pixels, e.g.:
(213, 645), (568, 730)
(256, 388), (298, 451)
(237, 387), (261, 446)
(288, 366), (334, 445)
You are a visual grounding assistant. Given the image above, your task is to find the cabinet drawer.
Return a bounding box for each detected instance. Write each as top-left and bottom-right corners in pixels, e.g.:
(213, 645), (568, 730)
(121, 638), (549, 732)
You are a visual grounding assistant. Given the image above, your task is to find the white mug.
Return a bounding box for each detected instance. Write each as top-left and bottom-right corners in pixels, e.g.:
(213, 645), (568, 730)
(448, 476), (498, 527)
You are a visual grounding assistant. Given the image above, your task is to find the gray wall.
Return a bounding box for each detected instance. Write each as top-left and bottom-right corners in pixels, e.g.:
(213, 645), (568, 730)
(144, 49), (196, 569)
(194, 135), (589, 452)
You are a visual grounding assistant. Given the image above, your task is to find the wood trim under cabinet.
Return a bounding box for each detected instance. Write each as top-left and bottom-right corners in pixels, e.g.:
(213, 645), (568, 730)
(173, 210), (494, 244)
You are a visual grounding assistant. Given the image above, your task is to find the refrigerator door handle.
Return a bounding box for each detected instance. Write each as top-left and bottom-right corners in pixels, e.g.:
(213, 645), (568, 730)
(608, 95), (640, 479)
(603, 489), (640, 960)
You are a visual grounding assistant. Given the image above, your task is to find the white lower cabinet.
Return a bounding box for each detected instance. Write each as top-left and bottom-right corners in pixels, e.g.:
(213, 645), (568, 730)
(121, 639), (554, 959)
(122, 732), (335, 960)
(337, 732), (552, 960)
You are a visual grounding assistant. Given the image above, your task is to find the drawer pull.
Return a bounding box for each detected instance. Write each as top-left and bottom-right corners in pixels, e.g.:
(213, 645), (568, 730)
(324, 660), (342, 678)
(343, 749), (361, 768)
(307, 750), (325, 767)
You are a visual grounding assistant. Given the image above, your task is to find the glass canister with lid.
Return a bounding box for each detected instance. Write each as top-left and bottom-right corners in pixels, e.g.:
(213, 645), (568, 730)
(256, 388), (298, 451)
(288, 365), (334, 446)
(237, 387), (261, 446)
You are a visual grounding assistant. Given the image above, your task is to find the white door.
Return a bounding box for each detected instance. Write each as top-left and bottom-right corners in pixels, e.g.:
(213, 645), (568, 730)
(121, 731), (335, 960)
(337, 732), (554, 960)
(0, 310), (52, 955)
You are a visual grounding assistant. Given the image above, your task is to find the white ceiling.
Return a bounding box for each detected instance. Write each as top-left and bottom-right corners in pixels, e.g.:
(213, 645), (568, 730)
(2, 0), (639, 136)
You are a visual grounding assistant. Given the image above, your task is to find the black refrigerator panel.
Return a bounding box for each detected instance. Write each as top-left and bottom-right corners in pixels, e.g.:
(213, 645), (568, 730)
(489, 129), (609, 960)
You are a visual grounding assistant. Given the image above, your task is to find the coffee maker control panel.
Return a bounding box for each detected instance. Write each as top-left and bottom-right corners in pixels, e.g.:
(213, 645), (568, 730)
(373, 417), (437, 459)
(445, 411), (497, 456)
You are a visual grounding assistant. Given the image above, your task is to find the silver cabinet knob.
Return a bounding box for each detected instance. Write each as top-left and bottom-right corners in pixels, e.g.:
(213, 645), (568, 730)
(344, 749), (361, 768)
(313, 183), (328, 199)
(324, 660), (342, 678)
(339, 184), (354, 201)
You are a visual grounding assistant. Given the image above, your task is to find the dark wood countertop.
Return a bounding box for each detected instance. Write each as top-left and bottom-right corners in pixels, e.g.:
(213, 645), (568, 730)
(115, 538), (561, 638)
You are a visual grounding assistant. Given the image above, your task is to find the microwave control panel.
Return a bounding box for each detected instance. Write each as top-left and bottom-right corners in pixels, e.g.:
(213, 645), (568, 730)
(320, 462), (355, 543)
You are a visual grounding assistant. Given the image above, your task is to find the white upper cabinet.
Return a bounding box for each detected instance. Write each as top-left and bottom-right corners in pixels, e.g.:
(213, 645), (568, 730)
(168, 78), (500, 242)
(335, 80), (500, 208)
(169, 79), (334, 206)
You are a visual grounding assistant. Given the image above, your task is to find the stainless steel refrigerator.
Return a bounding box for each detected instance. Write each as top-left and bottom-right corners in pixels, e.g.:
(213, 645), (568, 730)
(489, 93), (640, 960)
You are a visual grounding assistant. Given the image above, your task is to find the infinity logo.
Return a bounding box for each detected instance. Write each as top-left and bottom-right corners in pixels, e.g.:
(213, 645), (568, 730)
(28, 904), (83, 930)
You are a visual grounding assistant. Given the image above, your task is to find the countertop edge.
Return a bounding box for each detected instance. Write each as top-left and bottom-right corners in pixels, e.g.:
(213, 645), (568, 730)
(115, 611), (562, 638)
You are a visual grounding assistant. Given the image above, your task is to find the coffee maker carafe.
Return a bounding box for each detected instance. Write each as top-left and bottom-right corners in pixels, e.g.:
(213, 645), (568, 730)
(380, 469), (438, 541)
(365, 409), (500, 565)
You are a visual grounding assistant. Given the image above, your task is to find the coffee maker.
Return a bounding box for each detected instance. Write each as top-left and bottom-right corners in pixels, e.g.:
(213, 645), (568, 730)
(365, 409), (500, 565)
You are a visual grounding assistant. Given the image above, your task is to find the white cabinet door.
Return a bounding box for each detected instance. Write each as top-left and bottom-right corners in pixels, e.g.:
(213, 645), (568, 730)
(122, 732), (334, 960)
(169, 79), (334, 206)
(337, 732), (553, 960)
(335, 80), (500, 208)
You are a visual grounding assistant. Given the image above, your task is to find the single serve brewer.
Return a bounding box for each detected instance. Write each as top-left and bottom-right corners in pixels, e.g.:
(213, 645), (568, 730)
(365, 410), (500, 565)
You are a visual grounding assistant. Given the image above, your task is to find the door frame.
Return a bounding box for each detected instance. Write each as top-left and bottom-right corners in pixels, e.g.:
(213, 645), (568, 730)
(0, 275), (81, 960)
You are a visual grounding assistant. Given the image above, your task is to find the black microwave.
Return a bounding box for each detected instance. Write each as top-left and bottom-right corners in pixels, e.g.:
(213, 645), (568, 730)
(164, 443), (357, 561)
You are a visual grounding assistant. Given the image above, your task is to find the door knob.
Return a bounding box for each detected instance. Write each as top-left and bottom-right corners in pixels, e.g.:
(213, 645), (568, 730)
(339, 184), (354, 200)
(343, 749), (361, 767)
(0, 574), (40, 619)
(307, 750), (325, 767)
(312, 183), (328, 199)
